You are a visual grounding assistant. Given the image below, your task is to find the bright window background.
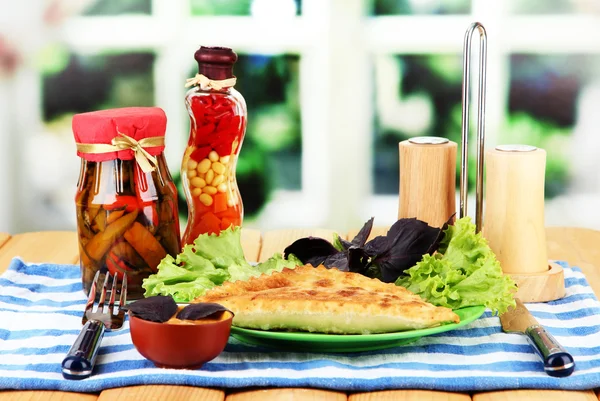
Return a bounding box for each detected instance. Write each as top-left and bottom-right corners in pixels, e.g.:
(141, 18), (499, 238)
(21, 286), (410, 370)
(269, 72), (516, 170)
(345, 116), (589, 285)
(1, 0), (600, 234)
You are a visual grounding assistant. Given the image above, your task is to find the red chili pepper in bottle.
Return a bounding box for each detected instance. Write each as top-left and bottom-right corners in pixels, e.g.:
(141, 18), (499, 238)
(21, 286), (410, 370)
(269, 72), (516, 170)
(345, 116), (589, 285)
(104, 195), (139, 213)
(181, 46), (247, 244)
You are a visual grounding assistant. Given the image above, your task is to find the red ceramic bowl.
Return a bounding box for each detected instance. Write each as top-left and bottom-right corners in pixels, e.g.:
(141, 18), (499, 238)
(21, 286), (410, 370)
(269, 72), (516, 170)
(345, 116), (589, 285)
(128, 311), (233, 369)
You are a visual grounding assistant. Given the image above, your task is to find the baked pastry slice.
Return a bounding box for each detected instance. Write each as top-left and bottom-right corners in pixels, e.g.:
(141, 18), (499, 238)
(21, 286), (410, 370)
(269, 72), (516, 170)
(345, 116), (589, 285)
(193, 264), (459, 334)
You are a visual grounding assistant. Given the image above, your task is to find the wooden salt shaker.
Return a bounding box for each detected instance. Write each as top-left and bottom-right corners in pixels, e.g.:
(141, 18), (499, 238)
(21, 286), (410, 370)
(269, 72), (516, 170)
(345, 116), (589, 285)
(398, 137), (457, 228)
(484, 145), (565, 302)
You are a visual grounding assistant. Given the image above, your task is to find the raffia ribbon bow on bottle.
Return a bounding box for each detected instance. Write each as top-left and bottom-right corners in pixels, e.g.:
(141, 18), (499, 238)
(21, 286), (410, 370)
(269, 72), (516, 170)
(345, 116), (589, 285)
(185, 73), (237, 90)
(76, 133), (165, 173)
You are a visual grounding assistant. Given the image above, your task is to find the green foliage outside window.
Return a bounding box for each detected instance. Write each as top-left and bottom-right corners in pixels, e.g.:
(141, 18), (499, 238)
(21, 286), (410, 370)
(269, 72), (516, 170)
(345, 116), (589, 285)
(190, 0), (302, 16)
(83, 0), (151, 15)
(373, 54), (574, 199)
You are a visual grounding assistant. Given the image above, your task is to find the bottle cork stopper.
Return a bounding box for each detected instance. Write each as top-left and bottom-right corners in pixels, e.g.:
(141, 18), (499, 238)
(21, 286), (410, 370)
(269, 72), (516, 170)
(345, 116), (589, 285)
(398, 137), (457, 228)
(194, 46), (237, 80)
(483, 145), (548, 274)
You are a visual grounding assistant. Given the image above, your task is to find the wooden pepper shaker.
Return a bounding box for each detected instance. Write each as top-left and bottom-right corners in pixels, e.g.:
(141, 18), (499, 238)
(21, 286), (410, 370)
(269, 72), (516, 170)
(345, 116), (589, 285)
(398, 137), (457, 228)
(483, 145), (548, 274)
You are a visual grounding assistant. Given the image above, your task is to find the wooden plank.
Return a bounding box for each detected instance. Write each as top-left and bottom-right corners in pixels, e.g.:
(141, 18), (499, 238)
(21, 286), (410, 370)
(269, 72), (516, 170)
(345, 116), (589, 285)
(546, 227), (600, 267)
(0, 391), (98, 401)
(473, 389), (597, 401)
(226, 388), (347, 401)
(258, 228), (341, 262)
(349, 390), (470, 401)
(564, 227), (600, 267)
(546, 227), (600, 296)
(0, 231), (79, 273)
(0, 233), (10, 250)
(98, 385), (224, 401)
(241, 228), (262, 262)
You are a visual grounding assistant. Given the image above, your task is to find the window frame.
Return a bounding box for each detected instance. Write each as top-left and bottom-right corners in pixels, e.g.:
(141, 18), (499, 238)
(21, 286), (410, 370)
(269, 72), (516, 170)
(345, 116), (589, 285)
(3, 0), (600, 233)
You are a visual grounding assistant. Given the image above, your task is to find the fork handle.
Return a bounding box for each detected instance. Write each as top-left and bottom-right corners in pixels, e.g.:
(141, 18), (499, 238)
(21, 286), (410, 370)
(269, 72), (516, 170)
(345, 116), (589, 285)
(62, 320), (105, 380)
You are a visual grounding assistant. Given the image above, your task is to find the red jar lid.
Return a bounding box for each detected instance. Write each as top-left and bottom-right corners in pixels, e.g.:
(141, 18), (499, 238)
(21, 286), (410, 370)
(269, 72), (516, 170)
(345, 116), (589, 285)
(72, 107), (167, 162)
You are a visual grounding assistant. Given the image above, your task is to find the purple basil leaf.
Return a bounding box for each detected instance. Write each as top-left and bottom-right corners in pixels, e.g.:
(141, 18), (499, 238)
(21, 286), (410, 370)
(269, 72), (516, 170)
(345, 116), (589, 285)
(335, 217), (375, 252)
(337, 237), (353, 251)
(363, 235), (389, 257)
(320, 252), (350, 271)
(374, 251), (428, 283)
(347, 246), (369, 273)
(430, 213), (455, 254)
(123, 295), (178, 323)
(386, 218), (423, 241)
(284, 237), (339, 264)
(351, 217), (374, 247)
(177, 303), (232, 321)
(367, 218), (442, 283)
(305, 254), (336, 267)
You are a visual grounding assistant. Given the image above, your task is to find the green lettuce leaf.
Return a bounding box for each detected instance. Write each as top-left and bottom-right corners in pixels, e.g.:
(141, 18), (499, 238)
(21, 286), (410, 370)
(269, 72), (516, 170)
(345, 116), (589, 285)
(142, 227), (300, 302)
(396, 217), (517, 315)
(191, 226), (248, 268)
(228, 262), (262, 282)
(332, 233), (347, 252)
(141, 255), (219, 302)
(228, 253), (303, 282)
(176, 245), (230, 285)
(256, 253), (303, 274)
(144, 277), (217, 303)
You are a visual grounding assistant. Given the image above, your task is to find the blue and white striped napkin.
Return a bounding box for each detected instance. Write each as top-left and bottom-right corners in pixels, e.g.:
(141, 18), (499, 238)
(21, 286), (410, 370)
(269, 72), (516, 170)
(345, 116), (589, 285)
(2, 257), (600, 393)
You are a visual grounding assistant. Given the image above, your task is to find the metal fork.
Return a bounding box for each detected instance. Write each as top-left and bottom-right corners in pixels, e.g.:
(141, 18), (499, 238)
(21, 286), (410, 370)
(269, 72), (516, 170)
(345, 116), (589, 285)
(62, 271), (127, 380)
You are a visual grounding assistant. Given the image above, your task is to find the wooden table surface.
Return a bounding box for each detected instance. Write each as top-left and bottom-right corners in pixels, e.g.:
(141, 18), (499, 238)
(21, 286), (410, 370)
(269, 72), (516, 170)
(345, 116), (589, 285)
(1, 227), (600, 401)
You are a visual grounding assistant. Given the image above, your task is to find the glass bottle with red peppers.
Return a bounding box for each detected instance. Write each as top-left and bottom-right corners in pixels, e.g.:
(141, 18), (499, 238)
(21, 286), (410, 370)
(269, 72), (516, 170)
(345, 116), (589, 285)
(181, 46), (247, 244)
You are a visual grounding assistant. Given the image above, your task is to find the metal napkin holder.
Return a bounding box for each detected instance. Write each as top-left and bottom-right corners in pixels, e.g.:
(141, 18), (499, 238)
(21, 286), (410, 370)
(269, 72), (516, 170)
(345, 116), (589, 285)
(459, 22), (487, 233)
(458, 23), (565, 303)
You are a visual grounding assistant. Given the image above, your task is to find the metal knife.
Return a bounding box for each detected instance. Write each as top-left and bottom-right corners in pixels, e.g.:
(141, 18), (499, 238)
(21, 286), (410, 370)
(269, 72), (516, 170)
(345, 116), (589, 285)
(499, 298), (574, 377)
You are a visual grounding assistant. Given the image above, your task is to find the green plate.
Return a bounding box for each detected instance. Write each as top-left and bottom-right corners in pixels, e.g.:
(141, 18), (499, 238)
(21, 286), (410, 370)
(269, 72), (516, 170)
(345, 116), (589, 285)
(230, 305), (486, 353)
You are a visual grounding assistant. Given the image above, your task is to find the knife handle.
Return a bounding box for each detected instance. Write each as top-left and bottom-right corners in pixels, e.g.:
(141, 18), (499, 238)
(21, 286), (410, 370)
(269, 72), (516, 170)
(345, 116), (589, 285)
(526, 325), (575, 377)
(61, 320), (105, 380)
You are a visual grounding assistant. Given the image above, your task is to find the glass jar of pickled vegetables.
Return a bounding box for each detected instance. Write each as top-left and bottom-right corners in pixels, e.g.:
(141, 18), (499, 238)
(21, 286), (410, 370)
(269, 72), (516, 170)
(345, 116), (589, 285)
(181, 46), (247, 244)
(73, 107), (181, 299)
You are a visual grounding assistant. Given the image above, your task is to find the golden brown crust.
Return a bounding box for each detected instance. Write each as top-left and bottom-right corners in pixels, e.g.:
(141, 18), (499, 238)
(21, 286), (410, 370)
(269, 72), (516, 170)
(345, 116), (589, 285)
(193, 264), (459, 334)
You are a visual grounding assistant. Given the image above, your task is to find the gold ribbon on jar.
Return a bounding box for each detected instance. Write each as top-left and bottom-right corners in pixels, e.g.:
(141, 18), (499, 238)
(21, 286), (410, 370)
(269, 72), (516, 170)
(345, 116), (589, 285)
(76, 133), (165, 173)
(185, 73), (237, 90)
